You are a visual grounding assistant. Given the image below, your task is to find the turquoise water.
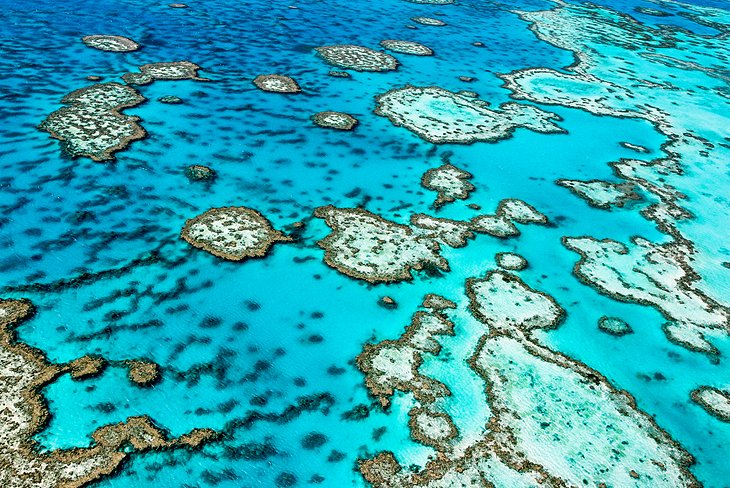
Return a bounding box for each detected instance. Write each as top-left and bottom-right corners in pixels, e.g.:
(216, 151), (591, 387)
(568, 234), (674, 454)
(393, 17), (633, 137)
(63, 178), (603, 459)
(1, 0), (729, 486)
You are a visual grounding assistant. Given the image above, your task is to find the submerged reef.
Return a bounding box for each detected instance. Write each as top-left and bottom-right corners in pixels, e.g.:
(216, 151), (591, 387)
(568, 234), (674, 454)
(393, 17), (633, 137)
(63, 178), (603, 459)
(411, 17), (446, 26)
(564, 236), (729, 356)
(0, 299), (217, 488)
(314, 199), (546, 283)
(375, 86), (564, 144)
(598, 316), (633, 336)
(691, 387), (730, 422)
(315, 45), (398, 72)
(379, 40), (433, 56)
(184, 164), (216, 181)
(81, 35), (140, 52)
(312, 111), (358, 130)
(252, 74), (301, 93)
(181, 207), (291, 261)
(359, 273), (698, 487)
(420, 163), (474, 208)
(557, 179), (641, 209)
(495, 252), (527, 271)
(122, 61), (207, 85)
(39, 83), (146, 161)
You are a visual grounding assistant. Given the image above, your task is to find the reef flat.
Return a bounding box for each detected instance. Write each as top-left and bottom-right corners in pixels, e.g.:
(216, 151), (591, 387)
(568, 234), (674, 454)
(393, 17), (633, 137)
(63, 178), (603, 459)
(375, 86), (564, 144)
(360, 273), (699, 487)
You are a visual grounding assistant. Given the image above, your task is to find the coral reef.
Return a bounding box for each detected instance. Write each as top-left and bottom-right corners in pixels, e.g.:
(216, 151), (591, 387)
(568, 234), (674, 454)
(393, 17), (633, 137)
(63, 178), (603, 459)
(81, 35), (140, 52)
(375, 86), (564, 144)
(181, 207), (291, 261)
(39, 83), (146, 161)
(315, 45), (398, 72)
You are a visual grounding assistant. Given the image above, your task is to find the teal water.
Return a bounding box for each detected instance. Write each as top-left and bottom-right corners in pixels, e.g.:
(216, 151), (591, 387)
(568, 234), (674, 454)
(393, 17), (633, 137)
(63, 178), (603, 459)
(1, 0), (729, 486)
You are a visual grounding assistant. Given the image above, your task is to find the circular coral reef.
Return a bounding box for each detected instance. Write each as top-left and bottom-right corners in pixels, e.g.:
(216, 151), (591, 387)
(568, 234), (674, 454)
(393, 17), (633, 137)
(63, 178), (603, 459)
(181, 207), (291, 261)
(253, 74), (301, 93)
(312, 111), (358, 131)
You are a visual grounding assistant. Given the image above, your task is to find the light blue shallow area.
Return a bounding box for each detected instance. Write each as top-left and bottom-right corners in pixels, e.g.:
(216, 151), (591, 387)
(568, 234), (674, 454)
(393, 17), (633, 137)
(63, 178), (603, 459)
(1, 0), (729, 486)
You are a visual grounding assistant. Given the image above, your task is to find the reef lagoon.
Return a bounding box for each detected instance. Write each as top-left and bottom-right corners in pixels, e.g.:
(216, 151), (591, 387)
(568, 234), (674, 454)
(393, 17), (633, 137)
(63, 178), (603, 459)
(1, 0), (730, 486)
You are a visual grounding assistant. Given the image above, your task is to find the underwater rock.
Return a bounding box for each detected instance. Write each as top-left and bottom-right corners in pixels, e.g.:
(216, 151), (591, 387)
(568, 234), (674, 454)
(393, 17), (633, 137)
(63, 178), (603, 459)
(420, 163), (474, 208)
(328, 70), (351, 78)
(159, 95), (184, 104)
(181, 207), (291, 261)
(312, 111), (358, 130)
(314, 206), (448, 283)
(315, 45), (398, 72)
(379, 40), (433, 56)
(122, 61), (208, 85)
(598, 316), (633, 336)
(411, 17), (446, 26)
(375, 85), (564, 144)
(495, 252), (527, 271)
(557, 179), (641, 209)
(378, 296), (398, 310)
(564, 236), (728, 355)
(0, 299), (218, 488)
(126, 359), (160, 386)
(252, 74), (301, 93)
(185, 164), (216, 181)
(81, 35), (140, 52)
(86, 75), (103, 81)
(691, 386), (730, 422)
(39, 83), (146, 161)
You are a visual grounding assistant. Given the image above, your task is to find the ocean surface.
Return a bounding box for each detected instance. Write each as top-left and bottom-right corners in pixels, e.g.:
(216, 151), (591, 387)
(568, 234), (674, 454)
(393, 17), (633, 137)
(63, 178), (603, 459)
(1, 0), (729, 486)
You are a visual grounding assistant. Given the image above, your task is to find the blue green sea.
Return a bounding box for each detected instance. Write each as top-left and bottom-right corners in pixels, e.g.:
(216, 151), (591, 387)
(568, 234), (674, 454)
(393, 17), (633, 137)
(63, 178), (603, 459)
(1, 0), (729, 486)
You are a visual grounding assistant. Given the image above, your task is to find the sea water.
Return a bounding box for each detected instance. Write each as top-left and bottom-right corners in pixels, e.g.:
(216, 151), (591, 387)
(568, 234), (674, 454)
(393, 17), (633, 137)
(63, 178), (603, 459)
(1, 0), (729, 486)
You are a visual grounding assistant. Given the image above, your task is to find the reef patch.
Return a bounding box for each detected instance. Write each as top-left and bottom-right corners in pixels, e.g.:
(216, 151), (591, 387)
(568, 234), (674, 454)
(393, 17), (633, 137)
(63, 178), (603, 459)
(122, 61), (208, 85)
(420, 163), (474, 208)
(691, 387), (730, 422)
(315, 45), (398, 72)
(81, 35), (140, 52)
(557, 179), (641, 209)
(181, 207), (291, 261)
(253, 74), (301, 93)
(379, 40), (433, 56)
(39, 83), (146, 161)
(312, 111), (358, 130)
